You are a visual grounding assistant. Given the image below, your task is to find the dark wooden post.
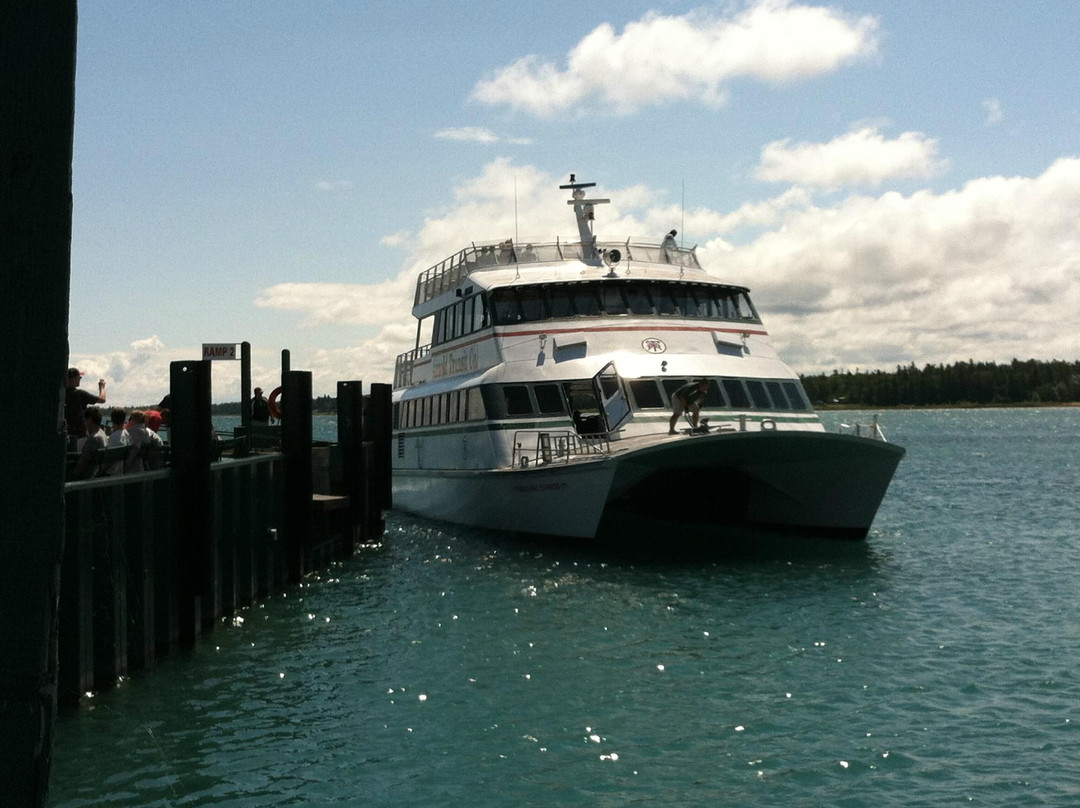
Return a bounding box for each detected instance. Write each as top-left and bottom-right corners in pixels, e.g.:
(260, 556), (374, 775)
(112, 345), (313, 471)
(0, 2), (78, 805)
(238, 340), (251, 456)
(170, 360), (214, 642)
(282, 370), (312, 582)
(337, 381), (365, 543)
(369, 383), (394, 515)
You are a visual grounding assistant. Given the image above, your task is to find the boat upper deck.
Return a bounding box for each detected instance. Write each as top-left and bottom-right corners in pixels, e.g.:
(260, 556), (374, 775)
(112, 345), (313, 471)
(414, 238), (702, 309)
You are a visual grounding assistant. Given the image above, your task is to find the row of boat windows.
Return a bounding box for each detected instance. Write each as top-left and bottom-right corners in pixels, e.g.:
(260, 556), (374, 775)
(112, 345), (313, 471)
(394, 376), (810, 430)
(431, 281), (760, 347)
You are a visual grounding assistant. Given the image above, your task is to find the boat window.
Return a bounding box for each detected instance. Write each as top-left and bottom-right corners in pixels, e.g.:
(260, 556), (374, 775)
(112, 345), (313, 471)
(782, 381), (809, 411)
(534, 384), (565, 415)
(672, 286), (702, 318)
(600, 284), (628, 315)
(766, 381), (788, 409)
(454, 302), (465, 339)
(476, 295), (490, 330)
(722, 379), (751, 409)
(625, 284), (654, 315)
(491, 289), (518, 325)
(484, 281), (761, 328)
(503, 385), (532, 416)
(661, 378), (689, 402)
(739, 292), (760, 321)
(746, 380), (771, 409)
(548, 285), (576, 319)
(703, 380), (725, 409)
(629, 379), (664, 409)
(573, 285), (601, 316)
(653, 286), (679, 316)
(519, 287), (546, 322)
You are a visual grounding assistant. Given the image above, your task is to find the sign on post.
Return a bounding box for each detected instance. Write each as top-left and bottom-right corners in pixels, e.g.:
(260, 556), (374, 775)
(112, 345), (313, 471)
(202, 343), (238, 361)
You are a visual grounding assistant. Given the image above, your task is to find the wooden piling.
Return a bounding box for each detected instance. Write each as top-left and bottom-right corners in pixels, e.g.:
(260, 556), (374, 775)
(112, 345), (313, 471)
(170, 360), (214, 641)
(1, 2), (78, 804)
(282, 370), (313, 582)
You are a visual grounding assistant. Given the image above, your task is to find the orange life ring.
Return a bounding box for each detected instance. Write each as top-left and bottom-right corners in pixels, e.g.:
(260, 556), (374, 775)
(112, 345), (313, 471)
(268, 386), (283, 419)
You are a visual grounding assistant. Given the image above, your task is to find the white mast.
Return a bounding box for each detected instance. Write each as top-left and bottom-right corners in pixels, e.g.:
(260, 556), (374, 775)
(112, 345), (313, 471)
(559, 174), (609, 264)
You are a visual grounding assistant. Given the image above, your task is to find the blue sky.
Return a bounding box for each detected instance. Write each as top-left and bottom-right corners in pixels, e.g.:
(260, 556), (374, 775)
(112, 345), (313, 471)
(69, 1), (1080, 403)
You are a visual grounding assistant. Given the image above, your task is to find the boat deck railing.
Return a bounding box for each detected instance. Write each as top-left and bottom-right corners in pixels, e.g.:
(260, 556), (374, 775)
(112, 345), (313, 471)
(414, 239), (701, 307)
(394, 344), (431, 388)
(512, 429), (611, 469)
(838, 415), (889, 442)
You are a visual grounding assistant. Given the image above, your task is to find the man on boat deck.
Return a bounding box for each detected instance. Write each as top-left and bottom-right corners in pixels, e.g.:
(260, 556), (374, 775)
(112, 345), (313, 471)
(661, 229), (678, 260)
(669, 378), (710, 435)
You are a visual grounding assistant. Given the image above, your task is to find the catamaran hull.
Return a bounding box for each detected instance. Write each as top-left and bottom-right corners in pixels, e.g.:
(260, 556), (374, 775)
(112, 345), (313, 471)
(392, 431), (904, 541)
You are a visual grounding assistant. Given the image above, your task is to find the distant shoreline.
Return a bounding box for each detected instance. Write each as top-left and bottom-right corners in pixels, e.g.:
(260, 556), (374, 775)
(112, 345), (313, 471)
(815, 401), (1080, 411)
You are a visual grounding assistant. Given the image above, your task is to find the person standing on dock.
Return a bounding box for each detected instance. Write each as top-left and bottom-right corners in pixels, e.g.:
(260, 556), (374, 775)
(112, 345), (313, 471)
(252, 387), (270, 424)
(64, 367), (106, 447)
(106, 407), (130, 475)
(73, 406), (108, 479)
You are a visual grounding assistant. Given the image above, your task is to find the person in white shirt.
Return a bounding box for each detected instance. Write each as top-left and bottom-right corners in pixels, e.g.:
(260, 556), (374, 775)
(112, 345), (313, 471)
(106, 407), (130, 475)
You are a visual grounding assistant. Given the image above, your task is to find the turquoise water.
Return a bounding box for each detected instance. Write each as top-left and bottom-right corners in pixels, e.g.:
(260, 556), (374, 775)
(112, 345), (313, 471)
(50, 409), (1080, 806)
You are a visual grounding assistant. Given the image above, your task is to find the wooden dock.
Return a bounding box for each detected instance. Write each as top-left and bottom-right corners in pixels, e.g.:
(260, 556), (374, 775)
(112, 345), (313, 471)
(56, 366), (393, 710)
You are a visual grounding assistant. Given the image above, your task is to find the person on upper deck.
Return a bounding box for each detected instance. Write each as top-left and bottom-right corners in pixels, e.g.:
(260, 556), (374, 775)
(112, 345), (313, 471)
(661, 229), (678, 260)
(669, 378), (710, 435)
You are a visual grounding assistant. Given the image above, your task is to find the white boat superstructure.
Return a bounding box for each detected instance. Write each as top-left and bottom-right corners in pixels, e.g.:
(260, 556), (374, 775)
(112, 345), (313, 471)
(390, 177), (904, 541)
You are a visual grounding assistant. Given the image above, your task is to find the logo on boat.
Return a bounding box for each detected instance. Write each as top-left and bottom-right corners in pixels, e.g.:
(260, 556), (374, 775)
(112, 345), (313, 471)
(641, 338), (667, 354)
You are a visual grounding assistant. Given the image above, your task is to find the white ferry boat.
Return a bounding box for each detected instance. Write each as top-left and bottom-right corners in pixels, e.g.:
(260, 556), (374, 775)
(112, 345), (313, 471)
(391, 177), (904, 541)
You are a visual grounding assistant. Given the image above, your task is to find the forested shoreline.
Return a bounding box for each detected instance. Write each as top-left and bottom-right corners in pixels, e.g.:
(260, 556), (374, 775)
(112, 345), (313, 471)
(800, 359), (1080, 408)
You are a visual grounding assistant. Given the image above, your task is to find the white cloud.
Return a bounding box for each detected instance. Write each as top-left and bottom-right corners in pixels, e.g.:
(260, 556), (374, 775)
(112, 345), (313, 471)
(435, 126), (500, 144)
(722, 158), (1080, 371)
(982, 97), (1004, 125)
(755, 128), (947, 187)
(471, 1), (879, 116)
(434, 126), (533, 145)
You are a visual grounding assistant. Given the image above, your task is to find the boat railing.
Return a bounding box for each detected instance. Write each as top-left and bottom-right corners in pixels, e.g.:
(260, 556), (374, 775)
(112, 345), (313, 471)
(839, 415), (889, 442)
(512, 429), (611, 468)
(414, 239), (701, 306)
(394, 344), (431, 388)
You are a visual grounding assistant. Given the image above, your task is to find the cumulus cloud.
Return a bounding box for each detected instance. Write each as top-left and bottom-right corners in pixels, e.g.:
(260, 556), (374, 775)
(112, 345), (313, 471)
(755, 128), (947, 187)
(722, 158), (1080, 370)
(471, 1), (879, 116)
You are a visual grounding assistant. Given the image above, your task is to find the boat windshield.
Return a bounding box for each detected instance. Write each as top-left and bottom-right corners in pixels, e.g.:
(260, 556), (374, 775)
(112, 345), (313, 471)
(488, 280), (760, 326)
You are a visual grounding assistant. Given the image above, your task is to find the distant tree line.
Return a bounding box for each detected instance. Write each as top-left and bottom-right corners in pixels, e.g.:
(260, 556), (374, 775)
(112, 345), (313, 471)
(801, 359), (1080, 407)
(210, 394), (338, 415)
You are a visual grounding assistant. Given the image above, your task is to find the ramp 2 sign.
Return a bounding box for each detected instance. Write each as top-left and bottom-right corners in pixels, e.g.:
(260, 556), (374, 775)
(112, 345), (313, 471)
(202, 343), (238, 361)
